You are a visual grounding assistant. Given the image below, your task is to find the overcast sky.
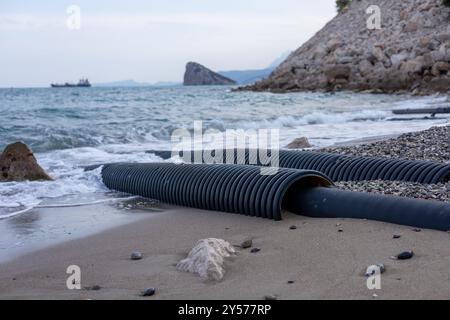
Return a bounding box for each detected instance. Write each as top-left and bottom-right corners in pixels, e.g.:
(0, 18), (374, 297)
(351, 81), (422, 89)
(0, 1), (336, 87)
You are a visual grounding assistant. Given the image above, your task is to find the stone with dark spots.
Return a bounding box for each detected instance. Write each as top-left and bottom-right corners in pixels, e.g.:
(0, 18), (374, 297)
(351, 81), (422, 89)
(0, 142), (52, 182)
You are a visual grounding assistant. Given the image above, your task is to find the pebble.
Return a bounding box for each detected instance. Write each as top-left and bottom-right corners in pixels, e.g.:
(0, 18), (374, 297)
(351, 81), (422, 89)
(264, 295), (277, 300)
(412, 228), (422, 232)
(393, 234), (401, 239)
(142, 287), (156, 297)
(131, 251), (143, 260)
(338, 229), (343, 233)
(85, 285), (101, 291)
(240, 239), (253, 249)
(327, 126), (450, 203)
(250, 248), (261, 253)
(287, 280), (295, 284)
(322, 126), (450, 163)
(396, 251), (414, 260)
(289, 225), (297, 230)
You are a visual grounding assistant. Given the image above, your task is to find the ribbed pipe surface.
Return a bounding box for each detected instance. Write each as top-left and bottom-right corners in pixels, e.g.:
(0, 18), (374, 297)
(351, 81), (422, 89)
(101, 163), (332, 220)
(146, 149), (450, 184)
(101, 162), (450, 231)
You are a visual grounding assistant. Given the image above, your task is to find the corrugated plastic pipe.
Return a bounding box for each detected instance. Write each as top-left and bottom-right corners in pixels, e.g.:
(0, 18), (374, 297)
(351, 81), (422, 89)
(101, 162), (450, 231)
(145, 149), (450, 184)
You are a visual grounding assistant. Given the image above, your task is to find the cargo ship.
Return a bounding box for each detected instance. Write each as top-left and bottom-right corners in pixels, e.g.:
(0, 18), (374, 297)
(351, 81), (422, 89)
(51, 78), (91, 88)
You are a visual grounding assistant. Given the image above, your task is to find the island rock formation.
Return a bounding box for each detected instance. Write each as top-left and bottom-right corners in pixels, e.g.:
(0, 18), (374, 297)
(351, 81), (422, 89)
(0, 142), (52, 182)
(244, 0), (450, 94)
(184, 62), (236, 86)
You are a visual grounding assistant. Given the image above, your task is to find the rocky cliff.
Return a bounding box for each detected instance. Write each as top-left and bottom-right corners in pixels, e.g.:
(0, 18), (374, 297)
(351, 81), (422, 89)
(244, 0), (450, 94)
(184, 62), (236, 86)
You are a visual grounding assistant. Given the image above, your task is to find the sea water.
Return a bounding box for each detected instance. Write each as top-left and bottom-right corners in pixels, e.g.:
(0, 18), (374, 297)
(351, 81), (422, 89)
(1, 85), (449, 217)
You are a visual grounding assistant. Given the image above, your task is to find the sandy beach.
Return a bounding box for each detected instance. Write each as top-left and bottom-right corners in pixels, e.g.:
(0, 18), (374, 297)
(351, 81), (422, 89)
(1, 204), (450, 300)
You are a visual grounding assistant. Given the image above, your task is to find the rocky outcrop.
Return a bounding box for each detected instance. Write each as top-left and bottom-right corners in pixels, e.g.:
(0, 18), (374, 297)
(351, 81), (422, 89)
(0, 142), (52, 182)
(243, 0), (450, 95)
(184, 62), (236, 86)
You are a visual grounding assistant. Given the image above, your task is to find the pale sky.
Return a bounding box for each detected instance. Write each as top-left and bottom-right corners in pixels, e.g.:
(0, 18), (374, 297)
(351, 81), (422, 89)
(0, 1), (336, 87)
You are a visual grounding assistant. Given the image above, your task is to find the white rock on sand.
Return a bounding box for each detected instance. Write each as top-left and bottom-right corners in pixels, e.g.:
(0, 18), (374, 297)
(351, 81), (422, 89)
(176, 238), (236, 281)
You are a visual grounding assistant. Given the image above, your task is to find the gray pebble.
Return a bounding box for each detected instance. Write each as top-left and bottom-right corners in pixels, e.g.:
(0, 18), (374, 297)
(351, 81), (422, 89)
(250, 248), (261, 253)
(142, 287), (156, 297)
(131, 251), (143, 260)
(264, 295), (277, 300)
(397, 250), (414, 260)
(240, 239), (253, 249)
(85, 285), (101, 291)
(393, 234), (401, 239)
(289, 225), (297, 230)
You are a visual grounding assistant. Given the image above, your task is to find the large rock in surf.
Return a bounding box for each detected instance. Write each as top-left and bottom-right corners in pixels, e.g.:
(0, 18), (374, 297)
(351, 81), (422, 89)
(243, 0), (450, 95)
(0, 142), (52, 182)
(184, 62), (237, 86)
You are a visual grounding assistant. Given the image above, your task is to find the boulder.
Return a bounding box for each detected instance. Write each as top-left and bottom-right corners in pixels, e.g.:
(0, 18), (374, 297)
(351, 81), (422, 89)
(0, 142), (52, 182)
(183, 62), (236, 86)
(176, 238), (236, 281)
(287, 137), (312, 149)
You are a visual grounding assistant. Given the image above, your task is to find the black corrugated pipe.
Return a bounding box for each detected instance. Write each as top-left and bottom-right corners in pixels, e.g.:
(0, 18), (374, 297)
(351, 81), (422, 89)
(145, 149), (450, 184)
(101, 162), (450, 231)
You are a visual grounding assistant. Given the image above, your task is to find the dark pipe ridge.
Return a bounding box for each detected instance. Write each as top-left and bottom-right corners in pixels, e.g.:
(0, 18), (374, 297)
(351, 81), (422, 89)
(143, 149), (449, 183)
(101, 163), (450, 231)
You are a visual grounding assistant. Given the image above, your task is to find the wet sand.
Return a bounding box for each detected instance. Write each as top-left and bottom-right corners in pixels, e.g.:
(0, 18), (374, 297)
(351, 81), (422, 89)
(1, 205), (450, 300)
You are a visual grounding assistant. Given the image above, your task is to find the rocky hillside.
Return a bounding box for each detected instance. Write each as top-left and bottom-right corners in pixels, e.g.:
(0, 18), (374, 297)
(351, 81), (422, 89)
(183, 62), (236, 86)
(244, 0), (450, 94)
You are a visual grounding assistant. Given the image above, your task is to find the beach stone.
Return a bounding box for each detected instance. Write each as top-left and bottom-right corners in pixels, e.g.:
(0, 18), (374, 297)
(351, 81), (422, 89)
(131, 251), (143, 260)
(397, 251), (414, 260)
(264, 295), (278, 301)
(412, 228), (422, 233)
(0, 142), (52, 182)
(287, 280), (295, 284)
(289, 225), (297, 230)
(142, 287), (156, 297)
(176, 238), (236, 281)
(393, 234), (401, 239)
(85, 285), (101, 291)
(240, 238), (252, 249)
(250, 248), (261, 253)
(287, 137), (312, 149)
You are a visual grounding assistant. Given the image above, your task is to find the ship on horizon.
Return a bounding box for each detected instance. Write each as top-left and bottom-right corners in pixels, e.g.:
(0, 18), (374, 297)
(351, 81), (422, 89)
(51, 78), (91, 88)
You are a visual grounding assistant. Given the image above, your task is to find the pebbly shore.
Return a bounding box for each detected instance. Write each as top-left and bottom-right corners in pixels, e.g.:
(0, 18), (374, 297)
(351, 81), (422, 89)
(322, 125), (449, 202)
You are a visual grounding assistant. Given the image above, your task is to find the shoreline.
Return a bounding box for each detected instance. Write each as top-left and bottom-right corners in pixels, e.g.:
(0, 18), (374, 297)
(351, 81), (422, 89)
(0, 124), (449, 299)
(2, 206), (450, 300)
